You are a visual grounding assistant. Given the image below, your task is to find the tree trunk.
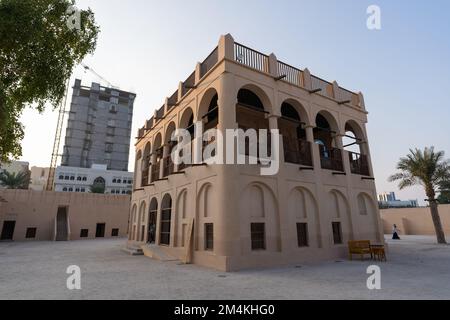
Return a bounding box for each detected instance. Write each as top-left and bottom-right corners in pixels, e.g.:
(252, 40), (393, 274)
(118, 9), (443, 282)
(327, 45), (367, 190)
(428, 200), (447, 244)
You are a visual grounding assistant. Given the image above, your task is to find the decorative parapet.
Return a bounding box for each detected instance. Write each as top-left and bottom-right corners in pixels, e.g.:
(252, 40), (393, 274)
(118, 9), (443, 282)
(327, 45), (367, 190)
(137, 34), (364, 142)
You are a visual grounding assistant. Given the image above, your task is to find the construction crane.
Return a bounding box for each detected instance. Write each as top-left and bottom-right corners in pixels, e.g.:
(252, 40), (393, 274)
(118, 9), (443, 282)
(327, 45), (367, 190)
(45, 79), (70, 191)
(81, 63), (118, 89)
(45, 64), (116, 191)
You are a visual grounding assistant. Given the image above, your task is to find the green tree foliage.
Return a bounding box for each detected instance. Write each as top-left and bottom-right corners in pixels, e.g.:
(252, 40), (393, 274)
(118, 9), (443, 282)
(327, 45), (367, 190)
(0, 170), (31, 189)
(389, 147), (450, 244)
(438, 180), (450, 204)
(0, 0), (99, 162)
(89, 184), (105, 194)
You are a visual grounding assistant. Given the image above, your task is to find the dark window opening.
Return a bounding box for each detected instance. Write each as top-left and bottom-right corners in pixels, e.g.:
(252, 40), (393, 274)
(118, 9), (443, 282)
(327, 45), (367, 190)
(111, 228), (119, 237)
(96, 223), (106, 238)
(26, 227), (37, 239)
(237, 89), (264, 110)
(80, 229), (89, 238)
(251, 223), (266, 250)
(296, 223), (309, 247)
(159, 195), (172, 246)
(1, 221), (16, 240)
(204, 223), (214, 251)
(332, 222), (343, 244)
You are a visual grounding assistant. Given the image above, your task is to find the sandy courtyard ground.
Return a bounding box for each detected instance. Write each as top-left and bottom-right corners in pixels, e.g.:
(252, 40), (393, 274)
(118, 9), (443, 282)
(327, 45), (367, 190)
(0, 235), (449, 300)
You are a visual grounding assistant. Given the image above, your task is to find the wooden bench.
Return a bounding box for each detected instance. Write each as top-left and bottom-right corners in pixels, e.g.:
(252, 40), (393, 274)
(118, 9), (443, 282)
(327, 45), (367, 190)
(348, 240), (373, 261)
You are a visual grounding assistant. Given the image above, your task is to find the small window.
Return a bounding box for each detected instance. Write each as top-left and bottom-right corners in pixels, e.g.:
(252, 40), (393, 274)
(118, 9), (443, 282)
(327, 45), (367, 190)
(111, 228), (119, 237)
(332, 222), (343, 244)
(59, 175), (64, 180)
(77, 176), (82, 181)
(112, 178), (117, 183)
(121, 190), (126, 194)
(117, 179), (121, 183)
(109, 105), (117, 113)
(80, 229), (89, 238)
(82, 177), (87, 181)
(64, 176), (70, 180)
(251, 223), (265, 250)
(26, 227), (37, 239)
(68, 187), (73, 192)
(204, 223), (214, 250)
(62, 187), (68, 192)
(296, 223), (309, 247)
(81, 188), (85, 192)
(75, 188), (80, 192)
(70, 176), (75, 181)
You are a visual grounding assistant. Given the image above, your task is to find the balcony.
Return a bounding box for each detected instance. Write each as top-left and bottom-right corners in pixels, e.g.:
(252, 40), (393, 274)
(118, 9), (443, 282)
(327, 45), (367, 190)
(141, 168), (149, 186)
(319, 145), (344, 172)
(283, 136), (312, 167)
(348, 152), (370, 176)
(163, 156), (174, 178)
(150, 161), (161, 182)
(136, 35), (364, 141)
(177, 143), (193, 171)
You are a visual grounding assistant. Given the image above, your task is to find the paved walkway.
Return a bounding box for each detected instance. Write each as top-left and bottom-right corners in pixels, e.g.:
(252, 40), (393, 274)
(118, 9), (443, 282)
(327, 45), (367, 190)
(0, 235), (449, 299)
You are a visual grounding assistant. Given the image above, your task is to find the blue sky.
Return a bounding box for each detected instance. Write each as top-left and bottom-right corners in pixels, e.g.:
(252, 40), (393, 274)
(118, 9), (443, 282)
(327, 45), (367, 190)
(19, 0), (450, 204)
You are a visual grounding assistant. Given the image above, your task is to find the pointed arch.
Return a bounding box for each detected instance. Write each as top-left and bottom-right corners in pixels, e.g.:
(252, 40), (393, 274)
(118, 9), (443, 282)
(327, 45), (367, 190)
(239, 182), (280, 252)
(357, 192), (381, 241)
(329, 189), (353, 242)
(288, 187), (322, 248)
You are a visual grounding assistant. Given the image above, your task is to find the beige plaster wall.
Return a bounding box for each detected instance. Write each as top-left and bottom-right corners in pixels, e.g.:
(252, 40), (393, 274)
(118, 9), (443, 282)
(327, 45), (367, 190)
(0, 189), (130, 241)
(381, 205), (450, 236)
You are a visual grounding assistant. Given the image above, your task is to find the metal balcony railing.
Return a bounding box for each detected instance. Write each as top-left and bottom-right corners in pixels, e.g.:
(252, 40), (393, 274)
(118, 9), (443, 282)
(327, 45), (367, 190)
(319, 145), (344, 172)
(150, 161), (161, 182)
(283, 136), (312, 167)
(141, 168), (149, 186)
(277, 61), (304, 87)
(163, 156), (174, 177)
(234, 42), (269, 73)
(348, 152), (370, 176)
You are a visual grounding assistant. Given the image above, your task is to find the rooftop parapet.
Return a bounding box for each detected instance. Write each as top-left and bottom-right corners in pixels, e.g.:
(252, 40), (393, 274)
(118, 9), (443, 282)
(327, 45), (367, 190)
(137, 34), (365, 140)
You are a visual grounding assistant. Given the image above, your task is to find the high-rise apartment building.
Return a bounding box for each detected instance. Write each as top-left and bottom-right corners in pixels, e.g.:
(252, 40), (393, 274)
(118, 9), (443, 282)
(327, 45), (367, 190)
(61, 79), (136, 171)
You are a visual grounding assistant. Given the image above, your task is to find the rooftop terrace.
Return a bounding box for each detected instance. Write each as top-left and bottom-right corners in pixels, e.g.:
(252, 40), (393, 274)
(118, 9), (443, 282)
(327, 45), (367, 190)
(137, 34), (364, 141)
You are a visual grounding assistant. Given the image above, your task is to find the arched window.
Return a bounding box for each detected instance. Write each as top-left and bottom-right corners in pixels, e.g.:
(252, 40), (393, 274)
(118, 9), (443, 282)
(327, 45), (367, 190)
(141, 142), (151, 186)
(279, 101), (310, 166)
(344, 121), (369, 176)
(237, 89), (264, 110)
(236, 88), (270, 158)
(148, 198), (158, 244)
(314, 113), (343, 171)
(204, 94), (218, 130)
(160, 194), (172, 246)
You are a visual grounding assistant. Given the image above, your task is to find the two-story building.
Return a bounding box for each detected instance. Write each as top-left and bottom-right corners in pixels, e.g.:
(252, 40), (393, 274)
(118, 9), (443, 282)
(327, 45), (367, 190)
(129, 34), (383, 271)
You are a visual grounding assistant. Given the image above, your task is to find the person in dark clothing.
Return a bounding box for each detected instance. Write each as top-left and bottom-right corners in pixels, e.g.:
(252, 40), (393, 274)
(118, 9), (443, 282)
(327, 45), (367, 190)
(392, 224), (401, 240)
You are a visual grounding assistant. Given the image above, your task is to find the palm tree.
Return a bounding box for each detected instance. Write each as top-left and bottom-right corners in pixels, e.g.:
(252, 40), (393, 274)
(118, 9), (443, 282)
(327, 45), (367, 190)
(389, 147), (449, 244)
(0, 170), (30, 189)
